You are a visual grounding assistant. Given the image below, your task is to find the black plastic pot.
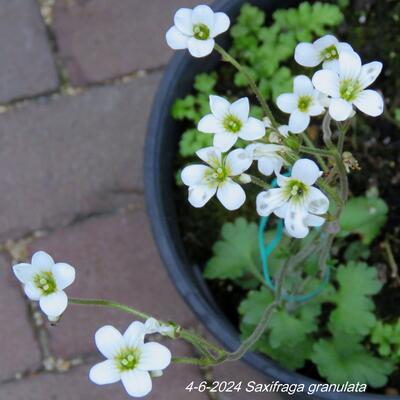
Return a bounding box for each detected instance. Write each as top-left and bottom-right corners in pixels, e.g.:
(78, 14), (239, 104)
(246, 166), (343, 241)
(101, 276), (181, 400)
(144, 1), (393, 399)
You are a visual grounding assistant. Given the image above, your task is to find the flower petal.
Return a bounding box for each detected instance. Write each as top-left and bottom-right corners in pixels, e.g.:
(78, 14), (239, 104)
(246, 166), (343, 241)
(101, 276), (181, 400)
(52, 263), (75, 290)
(309, 103), (325, 116)
(213, 132), (237, 152)
(13, 263), (37, 284)
(274, 203), (288, 219)
(294, 42), (321, 67)
(288, 110), (310, 133)
(284, 201), (309, 239)
(229, 97), (249, 122)
(174, 8), (193, 36)
(307, 187), (329, 214)
(124, 321), (145, 348)
(258, 157), (283, 176)
(209, 95), (230, 119)
(313, 34), (338, 51)
(339, 51), (361, 80)
(187, 38), (214, 58)
(278, 125), (290, 137)
(276, 93), (298, 113)
(329, 98), (353, 121)
(225, 149), (252, 176)
(39, 290), (68, 318)
(210, 12), (230, 37)
(293, 75), (314, 96)
(353, 89), (384, 117)
(165, 26), (189, 50)
(240, 117), (265, 140)
(181, 165), (209, 186)
(95, 325), (125, 359)
(322, 59), (340, 73)
(217, 179), (246, 210)
(24, 283), (41, 300)
(89, 360), (121, 385)
(256, 188), (286, 216)
(359, 62), (382, 89)
(291, 159), (321, 185)
(121, 370), (152, 398)
(312, 70), (340, 97)
(196, 146), (222, 167)
(138, 342), (171, 371)
(305, 214), (325, 227)
(188, 185), (216, 208)
(31, 251), (54, 271)
(198, 114), (222, 133)
(192, 5), (214, 27)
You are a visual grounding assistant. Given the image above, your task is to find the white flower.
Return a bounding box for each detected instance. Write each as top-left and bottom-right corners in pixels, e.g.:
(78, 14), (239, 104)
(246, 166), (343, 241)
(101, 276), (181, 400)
(256, 159), (329, 239)
(295, 35), (354, 72)
(312, 51), (383, 121)
(166, 5), (230, 58)
(144, 318), (175, 337)
(181, 146), (252, 210)
(246, 143), (288, 176)
(198, 96), (265, 151)
(277, 75), (325, 133)
(89, 321), (171, 398)
(13, 251), (75, 320)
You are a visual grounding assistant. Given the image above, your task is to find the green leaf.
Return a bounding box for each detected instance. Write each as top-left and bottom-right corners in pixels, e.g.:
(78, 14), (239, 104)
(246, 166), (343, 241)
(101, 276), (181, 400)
(395, 108), (400, 122)
(339, 196), (388, 244)
(179, 129), (213, 157)
(239, 288), (321, 370)
(329, 262), (382, 336)
(371, 321), (395, 358)
(194, 73), (217, 94)
(204, 218), (260, 280)
(238, 287), (274, 325)
(312, 336), (394, 387)
(343, 241), (371, 262)
(171, 95), (199, 122)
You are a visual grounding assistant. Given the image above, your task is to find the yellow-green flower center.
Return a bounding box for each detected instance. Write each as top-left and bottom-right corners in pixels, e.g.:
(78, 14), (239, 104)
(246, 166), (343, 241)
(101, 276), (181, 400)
(115, 348), (141, 372)
(339, 78), (362, 102)
(34, 271), (57, 295)
(223, 114), (242, 133)
(321, 45), (339, 61)
(204, 165), (230, 186)
(297, 96), (313, 112)
(193, 24), (210, 40)
(284, 179), (309, 203)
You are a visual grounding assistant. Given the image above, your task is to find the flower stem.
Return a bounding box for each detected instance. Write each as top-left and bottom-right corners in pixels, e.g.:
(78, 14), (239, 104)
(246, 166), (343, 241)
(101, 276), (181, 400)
(300, 134), (329, 171)
(299, 145), (333, 158)
(214, 43), (278, 128)
(249, 174), (269, 190)
(69, 298), (151, 320)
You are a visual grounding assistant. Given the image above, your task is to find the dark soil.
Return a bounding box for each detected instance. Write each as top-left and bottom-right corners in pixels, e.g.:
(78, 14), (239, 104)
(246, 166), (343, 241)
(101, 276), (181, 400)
(174, 0), (400, 394)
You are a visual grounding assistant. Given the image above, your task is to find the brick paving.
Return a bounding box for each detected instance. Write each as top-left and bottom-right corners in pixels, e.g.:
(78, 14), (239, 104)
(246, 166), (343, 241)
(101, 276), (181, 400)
(0, 0), (58, 103)
(0, 1), (283, 399)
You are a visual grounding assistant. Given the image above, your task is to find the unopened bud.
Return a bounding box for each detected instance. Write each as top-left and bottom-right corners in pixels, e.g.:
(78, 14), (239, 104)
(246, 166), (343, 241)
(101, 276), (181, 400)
(238, 173), (251, 184)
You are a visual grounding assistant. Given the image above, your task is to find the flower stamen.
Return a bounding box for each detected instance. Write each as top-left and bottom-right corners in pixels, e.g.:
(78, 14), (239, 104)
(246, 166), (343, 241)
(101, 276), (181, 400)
(193, 23), (210, 40)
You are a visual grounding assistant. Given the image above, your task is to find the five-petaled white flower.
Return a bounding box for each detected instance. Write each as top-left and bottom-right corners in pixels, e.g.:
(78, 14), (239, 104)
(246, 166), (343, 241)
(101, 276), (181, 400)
(89, 321), (171, 398)
(198, 96), (265, 151)
(246, 143), (289, 176)
(295, 34), (354, 72)
(181, 146), (252, 210)
(312, 51), (383, 121)
(13, 251), (75, 321)
(277, 75), (325, 133)
(166, 5), (230, 58)
(256, 159), (329, 239)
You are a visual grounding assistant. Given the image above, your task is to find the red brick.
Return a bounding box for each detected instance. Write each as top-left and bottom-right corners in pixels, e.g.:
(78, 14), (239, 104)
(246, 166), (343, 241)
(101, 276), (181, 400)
(0, 73), (160, 241)
(0, 0), (58, 102)
(0, 253), (41, 380)
(53, 0), (210, 85)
